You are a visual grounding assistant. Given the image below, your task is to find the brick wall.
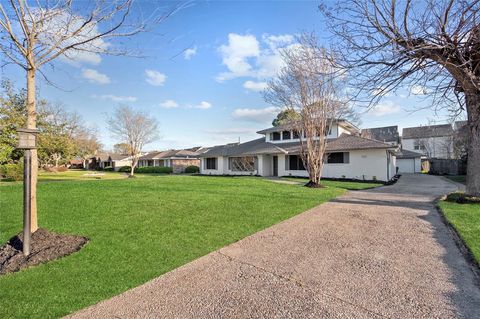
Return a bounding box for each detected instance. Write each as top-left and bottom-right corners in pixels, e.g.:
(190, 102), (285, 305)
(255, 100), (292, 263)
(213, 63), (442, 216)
(171, 159), (200, 173)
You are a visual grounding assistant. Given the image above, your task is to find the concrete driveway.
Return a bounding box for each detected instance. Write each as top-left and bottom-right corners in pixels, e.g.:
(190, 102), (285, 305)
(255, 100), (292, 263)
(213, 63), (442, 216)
(68, 174), (480, 319)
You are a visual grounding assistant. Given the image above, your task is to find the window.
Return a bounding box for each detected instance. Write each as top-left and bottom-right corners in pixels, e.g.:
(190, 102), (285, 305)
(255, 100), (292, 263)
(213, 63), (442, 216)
(282, 131), (291, 140)
(414, 140), (426, 150)
(288, 155), (306, 170)
(229, 156), (256, 171)
(326, 152), (350, 164)
(270, 132), (281, 141)
(206, 157), (217, 170)
(292, 130), (300, 139)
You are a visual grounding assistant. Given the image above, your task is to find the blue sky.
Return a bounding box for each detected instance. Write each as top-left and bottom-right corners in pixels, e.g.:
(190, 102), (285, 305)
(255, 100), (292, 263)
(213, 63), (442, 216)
(1, 0), (457, 151)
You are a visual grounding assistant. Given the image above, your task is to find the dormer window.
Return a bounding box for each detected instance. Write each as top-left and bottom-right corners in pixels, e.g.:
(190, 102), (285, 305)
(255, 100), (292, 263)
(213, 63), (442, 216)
(292, 130), (300, 139)
(282, 131), (291, 140)
(270, 132), (281, 141)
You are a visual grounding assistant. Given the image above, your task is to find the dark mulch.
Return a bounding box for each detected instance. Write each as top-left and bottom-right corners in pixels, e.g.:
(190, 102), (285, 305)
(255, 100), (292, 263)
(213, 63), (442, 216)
(0, 228), (88, 275)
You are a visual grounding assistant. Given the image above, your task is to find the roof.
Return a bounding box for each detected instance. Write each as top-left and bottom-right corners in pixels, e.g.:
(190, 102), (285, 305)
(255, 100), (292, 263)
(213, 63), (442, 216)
(402, 124), (454, 139)
(361, 126), (399, 143)
(256, 119), (359, 135)
(109, 154), (130, 161)
(200, 134), (395, 158)
(139, 148), (205, 160)
(454, 121), (467, 130)
(396, 149), (423, 159)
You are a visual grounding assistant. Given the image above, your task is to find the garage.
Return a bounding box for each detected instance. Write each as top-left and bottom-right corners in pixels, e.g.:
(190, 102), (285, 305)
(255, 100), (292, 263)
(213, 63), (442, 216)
(396, 149), (423, 173)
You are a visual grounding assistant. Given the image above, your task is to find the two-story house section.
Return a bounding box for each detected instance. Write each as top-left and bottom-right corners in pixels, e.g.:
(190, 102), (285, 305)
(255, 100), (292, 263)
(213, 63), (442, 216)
(199, 119), (398, 182)
(402, 124), (454, 159)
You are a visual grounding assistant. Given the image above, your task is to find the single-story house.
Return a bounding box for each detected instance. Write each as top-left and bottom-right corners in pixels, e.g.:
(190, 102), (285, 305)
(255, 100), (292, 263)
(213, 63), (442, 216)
(396, 149), (423, 173)
(199, 120), (398, 182)
(138, 147), (208, 173)
(88, 153), (132, 171)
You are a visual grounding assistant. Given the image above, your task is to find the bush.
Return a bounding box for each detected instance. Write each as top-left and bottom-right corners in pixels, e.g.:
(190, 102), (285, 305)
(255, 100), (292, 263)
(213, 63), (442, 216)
(104, 166), (113, 172)
(0, 162), (23, 181)
(184, 165), (199, 174)
(445, 192), (480, 204)
(56, 166), (68, 172)
(118, 166), (131, 173)
(135, 166), (173, 174)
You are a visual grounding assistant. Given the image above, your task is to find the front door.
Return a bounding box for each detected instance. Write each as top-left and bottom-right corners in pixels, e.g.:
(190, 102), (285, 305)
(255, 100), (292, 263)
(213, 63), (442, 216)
(273, 156), (278, 176)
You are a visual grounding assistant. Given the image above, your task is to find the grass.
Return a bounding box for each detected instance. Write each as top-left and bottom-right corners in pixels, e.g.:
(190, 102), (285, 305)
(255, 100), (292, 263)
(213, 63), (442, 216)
(281, 177), (383, 190)
(439, 200), (480, 264)
(444, 175), (467, 185)
(0, 175), (366, 318)
(0, 169), (128, 185)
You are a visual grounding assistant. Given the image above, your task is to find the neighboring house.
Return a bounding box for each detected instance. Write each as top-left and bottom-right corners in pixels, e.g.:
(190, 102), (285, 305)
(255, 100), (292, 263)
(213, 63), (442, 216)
(138, 147), (207, 173)
(396, 149), (423, 173)
(88, 153), (132, 171)
(67, 159), (84, 169)
(361, 126), (399, 145)
(402, 124), (454, 159)
(199, 120), (397, 182)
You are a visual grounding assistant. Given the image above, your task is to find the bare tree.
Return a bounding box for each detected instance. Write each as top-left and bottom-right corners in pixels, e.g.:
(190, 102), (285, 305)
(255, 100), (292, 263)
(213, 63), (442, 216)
(107, 106), (159, 176)
(0, 0), (175, 231)
(322, 0), (480, 196)
(264, 33), (354, 187)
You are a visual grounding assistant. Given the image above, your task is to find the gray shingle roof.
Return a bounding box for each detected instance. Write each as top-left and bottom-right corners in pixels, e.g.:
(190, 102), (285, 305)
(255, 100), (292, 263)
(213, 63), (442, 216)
(361, 126), (399, 143)
(256, 119), (359, 134)
(402, 124), (453, 139)
(396, 149), (423, 159)
(139, 148), (204, 160)
(200, 134), (395, 158)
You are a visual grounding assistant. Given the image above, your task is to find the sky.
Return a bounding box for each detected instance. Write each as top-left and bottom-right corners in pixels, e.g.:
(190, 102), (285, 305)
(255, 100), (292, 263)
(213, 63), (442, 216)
(1, 0), (459, 151)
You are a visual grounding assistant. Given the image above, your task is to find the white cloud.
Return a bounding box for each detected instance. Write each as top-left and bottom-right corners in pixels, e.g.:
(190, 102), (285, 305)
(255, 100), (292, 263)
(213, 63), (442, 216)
(231, 106), (278, 123)
(160, 99), (179, 109)
(243, 80), (268, 92)
(82, 68), (110, 84)
(145, 69), (167, 86)
(367, 101), (400, 117)
(217, 33), (295, 82)
(192, 101), (212, 109)
(92, 94), (137, 102)
(184, 46), (197, 60)
(410, 85), (428, 95)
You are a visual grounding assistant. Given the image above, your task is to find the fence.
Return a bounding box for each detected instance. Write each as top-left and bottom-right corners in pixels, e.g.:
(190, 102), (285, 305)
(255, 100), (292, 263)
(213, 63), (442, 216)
(428, 158), (467, 175)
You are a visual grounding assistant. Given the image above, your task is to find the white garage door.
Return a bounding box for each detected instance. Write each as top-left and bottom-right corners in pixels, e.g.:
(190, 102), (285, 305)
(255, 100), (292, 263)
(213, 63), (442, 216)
(397, 159), (415, 173)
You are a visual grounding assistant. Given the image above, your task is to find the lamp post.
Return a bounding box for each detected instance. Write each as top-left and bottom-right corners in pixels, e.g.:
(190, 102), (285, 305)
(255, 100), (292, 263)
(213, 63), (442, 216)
(17, 128), (39, 256)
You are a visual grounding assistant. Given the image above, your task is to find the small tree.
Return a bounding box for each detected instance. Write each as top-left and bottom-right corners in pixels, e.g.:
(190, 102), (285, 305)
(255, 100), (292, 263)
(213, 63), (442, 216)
(272, 109), (300, 127)
(107, 106), (159, 176)
(113, 143), (132, 154)
(264, 33), (355, 187)
(322, 0), (480, 196)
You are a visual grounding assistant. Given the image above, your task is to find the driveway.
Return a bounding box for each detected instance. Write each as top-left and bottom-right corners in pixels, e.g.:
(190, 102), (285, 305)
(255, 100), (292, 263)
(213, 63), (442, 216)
(68, 174), (480, 318)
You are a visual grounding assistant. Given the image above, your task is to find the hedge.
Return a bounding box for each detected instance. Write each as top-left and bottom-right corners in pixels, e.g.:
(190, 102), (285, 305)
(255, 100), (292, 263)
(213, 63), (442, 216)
(118, 166), (131, 173)
(135, 166), (172, 174)
(184, 165), (199, 173)
(103, 166), (113, 172)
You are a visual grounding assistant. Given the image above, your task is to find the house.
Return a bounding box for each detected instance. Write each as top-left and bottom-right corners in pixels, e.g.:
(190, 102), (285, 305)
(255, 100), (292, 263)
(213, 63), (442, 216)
(361, 126), (399, 145)
(401, 124), (454, 159)
(395, 149), (423, 173)
(67, 159), (84, 169)
(199, 120), (397, 182)
(138, 147), (207, 173)
(88, 153), (131, 171)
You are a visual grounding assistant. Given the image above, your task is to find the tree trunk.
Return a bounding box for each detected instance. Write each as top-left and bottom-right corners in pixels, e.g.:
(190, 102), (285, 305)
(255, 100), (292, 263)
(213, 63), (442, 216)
(26, 67), (38, 232)
(465, 92), (480, 197)
(130, 157), (137, 176)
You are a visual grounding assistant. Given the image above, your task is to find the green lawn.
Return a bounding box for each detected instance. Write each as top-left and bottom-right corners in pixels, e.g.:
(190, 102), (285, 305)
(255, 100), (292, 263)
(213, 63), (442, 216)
(0, 169), (128, 185)
(282, 177), (383, 190)
(0, 175), (360, 318)
(444, 175), (467, 185)
(439, 200), (480, 264)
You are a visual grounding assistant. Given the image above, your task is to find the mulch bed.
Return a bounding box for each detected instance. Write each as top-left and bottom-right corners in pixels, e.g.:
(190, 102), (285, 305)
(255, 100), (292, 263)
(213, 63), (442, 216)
(0, 228), (88, 275)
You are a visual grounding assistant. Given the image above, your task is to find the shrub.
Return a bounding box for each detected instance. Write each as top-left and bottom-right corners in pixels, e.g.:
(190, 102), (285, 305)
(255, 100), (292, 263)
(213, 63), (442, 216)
(445, 192), (480, 204)
(184, 165), (199, 174)
(104, 166), (113, 172)
(118, 166), (131, 173)
(135, 166), (173, 174)
(0, 162), (23, 181)
(56, 166), (68, 172)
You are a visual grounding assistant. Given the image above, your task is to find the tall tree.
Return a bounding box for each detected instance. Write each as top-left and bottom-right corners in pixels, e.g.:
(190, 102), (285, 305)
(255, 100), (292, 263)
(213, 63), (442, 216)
(107, 106), (159, 176)
(264, 33), (355, 187)
(322, 0), (480, 196)
(0, 0), (174, 232)
(113, 143), (132, 154)
(272, 109), (300, 127)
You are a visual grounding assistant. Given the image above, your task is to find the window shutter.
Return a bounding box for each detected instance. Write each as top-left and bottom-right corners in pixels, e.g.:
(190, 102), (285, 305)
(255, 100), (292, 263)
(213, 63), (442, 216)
(344, 152), (350, 163)
(285, 155), (289, 170)
(254, 157), (258, 170)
